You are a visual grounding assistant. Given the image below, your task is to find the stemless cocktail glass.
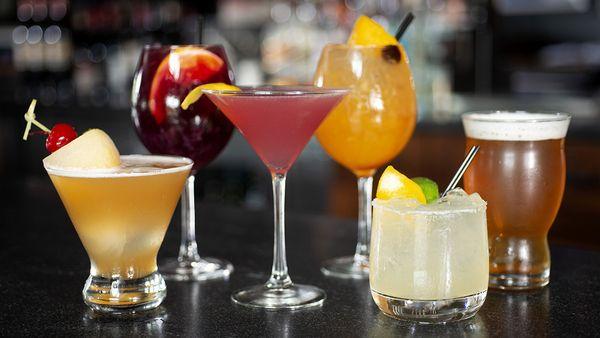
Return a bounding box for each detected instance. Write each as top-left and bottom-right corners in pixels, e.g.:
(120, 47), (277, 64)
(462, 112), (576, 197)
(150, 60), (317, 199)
(462, 111), (571, 290)
(313, 44), (417, 279)
(131, 45), (234, 281)
(370, 189), (489, 323)
(204, 86), (347, 309)
(45, 155), (192, 314)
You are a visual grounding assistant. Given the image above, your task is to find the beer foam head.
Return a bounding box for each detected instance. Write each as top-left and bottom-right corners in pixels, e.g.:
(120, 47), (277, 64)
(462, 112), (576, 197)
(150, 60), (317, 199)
(462, 111), (570, 141)
(44, 155), (193, 178)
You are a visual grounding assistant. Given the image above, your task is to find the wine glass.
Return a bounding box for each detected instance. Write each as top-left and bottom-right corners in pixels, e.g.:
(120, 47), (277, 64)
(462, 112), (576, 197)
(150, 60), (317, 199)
(131, 44), (234, 281)
(314, 44), (417, 279)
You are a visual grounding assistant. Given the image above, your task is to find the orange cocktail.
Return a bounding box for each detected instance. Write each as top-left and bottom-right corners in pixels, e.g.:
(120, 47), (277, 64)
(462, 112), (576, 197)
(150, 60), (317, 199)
(313, 16), (417, 278)
(315, 44), (416, 177)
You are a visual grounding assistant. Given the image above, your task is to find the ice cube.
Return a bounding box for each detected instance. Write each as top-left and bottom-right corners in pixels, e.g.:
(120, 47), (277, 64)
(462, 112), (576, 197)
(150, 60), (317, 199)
(423, 188), (485, 212)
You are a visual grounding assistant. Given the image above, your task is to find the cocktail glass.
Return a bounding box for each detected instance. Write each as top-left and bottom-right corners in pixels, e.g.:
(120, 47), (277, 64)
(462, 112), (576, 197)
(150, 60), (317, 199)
(314, 44), (417, 279)
(462, 111), (571, 290)
(131, 45), (234, 281)
(45, 155), (192, 314)
(370, 189), (489, 323)
(204, 86), (348, 309)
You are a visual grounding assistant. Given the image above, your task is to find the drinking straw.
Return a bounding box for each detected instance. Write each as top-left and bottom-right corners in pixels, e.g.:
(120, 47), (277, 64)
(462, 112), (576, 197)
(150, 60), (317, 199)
(394, 12), (414, 41)
(441, 145), (480, 197)
(197, 15), (204, 44)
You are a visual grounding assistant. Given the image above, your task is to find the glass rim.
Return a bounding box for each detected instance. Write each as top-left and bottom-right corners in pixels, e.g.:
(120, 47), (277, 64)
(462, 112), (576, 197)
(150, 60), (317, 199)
(462, 110), (571, 123)
(372, 198), (486, 215)
(202, 85), (350, 96)
(321, 43), (403, 51)
(44, 154), (193, 178)
(142, 44), (224, 50)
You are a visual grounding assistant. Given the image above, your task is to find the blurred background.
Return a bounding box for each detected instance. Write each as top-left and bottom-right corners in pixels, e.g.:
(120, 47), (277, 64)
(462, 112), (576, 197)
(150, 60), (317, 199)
(0, 0), (599, 249)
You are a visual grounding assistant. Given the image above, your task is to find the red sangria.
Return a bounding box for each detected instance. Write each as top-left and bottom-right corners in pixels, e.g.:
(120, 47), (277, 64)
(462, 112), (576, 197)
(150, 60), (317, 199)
(131, 45), (234, 281)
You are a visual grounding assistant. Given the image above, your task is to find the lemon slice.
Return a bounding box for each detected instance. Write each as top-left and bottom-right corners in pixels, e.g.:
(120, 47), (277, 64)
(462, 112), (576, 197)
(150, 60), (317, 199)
(347, 15), (398, 46)
(181, 83), (240, 110)
(376, 166), (426, 204)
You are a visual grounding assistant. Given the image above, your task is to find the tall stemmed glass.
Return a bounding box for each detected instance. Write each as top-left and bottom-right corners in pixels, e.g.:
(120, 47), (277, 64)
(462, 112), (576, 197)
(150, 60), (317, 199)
(131, 45), (234, 281)
(313, 44), (417, 279)
(204, 86), (348, 309)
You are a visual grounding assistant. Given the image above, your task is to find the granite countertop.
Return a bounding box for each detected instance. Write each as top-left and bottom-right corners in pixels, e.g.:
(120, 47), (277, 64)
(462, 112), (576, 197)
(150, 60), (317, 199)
(1, 178), (599, 337)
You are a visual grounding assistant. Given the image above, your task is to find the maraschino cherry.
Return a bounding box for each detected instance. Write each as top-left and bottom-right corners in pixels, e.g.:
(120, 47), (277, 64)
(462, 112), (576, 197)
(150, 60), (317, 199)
(45, 123), (77, 153)
(22, 99), (77, 153)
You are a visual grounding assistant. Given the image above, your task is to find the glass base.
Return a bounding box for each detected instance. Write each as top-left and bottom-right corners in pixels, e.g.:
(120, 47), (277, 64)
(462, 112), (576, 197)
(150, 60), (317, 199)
(489, 269), (549, 290)
(231, 284), (326, 310)
(83, 271), (166, 315)
(321, 256), (369, 279)
(160, 257), (233, 281)
(371, 290), (487, 324)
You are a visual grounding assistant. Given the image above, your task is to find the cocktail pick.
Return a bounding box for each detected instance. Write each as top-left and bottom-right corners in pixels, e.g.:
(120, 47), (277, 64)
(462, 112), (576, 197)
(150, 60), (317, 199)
(441, 145), (480, 198)
(395, 12), (414, 41)
(22, 99), (50, 140)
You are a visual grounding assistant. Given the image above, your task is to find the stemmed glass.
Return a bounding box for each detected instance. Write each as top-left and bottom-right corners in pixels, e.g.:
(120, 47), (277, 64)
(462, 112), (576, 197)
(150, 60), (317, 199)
(313, 44), (417, 279)
(131, 45), (234, 281)
(204, 86), (348, 309)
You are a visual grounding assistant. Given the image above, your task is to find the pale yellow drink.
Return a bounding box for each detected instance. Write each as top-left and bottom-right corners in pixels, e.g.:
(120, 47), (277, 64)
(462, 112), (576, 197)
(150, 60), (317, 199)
(370, 189), (488, 323)
(46, 155), (191, 280)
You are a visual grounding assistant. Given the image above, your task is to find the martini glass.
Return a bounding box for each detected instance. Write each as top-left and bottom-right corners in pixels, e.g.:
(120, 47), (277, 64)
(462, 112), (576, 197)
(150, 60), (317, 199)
(204, 86), (348, 309)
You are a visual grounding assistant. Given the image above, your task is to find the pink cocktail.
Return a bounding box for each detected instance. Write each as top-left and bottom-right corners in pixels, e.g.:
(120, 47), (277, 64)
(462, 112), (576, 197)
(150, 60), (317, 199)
(208, 89), (345, 174)
(205, 86), (347, 309)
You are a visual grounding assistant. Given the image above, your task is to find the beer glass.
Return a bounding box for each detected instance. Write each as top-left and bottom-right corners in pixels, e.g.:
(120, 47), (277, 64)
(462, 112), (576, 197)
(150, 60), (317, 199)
(462, 111), (570, 290)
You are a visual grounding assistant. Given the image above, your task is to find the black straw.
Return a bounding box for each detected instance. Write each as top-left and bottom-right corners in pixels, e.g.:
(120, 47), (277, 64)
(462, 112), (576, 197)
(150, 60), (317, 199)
(197, 15), (204, 44)
(394, 12), (414, 41)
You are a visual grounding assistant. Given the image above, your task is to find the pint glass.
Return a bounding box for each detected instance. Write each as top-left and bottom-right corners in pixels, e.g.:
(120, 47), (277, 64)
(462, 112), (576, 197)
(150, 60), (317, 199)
(462, 111), (570, 290)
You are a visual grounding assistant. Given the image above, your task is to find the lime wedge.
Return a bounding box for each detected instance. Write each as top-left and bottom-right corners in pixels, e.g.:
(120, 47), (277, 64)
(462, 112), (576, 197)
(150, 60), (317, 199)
(411, 177), (439, 204)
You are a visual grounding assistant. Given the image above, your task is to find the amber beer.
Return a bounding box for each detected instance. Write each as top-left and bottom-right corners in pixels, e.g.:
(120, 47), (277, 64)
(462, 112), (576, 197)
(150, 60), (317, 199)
(462, 111), (570, 290)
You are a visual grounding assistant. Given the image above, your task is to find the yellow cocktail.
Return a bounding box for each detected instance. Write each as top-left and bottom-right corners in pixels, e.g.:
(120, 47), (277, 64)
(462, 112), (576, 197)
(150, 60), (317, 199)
(48, 155), (190, 280)
(313, 16), (417, 278)
(47, 154), (191, 313)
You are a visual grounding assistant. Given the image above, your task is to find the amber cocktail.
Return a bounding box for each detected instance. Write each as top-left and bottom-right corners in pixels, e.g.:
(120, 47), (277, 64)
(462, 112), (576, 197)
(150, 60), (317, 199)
(46, 155), (191, 313)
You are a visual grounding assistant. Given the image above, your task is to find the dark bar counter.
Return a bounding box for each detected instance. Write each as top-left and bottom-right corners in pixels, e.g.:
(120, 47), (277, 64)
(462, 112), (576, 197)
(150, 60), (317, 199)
(1, 178), (599, 337)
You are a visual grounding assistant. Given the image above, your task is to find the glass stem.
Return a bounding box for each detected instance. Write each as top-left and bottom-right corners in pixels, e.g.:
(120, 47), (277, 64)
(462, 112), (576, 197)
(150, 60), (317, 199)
(266, 173), (292, 289)
(178, 175), (201, 263)
(354, 176), (373, 264)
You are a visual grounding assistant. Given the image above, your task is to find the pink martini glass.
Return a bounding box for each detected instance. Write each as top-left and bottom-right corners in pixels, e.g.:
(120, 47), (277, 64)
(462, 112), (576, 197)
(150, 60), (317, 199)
(204, 86), (348, 309)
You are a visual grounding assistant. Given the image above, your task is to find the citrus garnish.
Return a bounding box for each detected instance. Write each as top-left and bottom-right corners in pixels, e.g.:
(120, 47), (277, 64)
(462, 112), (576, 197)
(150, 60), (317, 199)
(181, 83), (240, 110)
(347, 15), (398, 46)
(411, 177), (440, 204)
(376, 166), (426, 204)
(149, 46), (225, 124)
